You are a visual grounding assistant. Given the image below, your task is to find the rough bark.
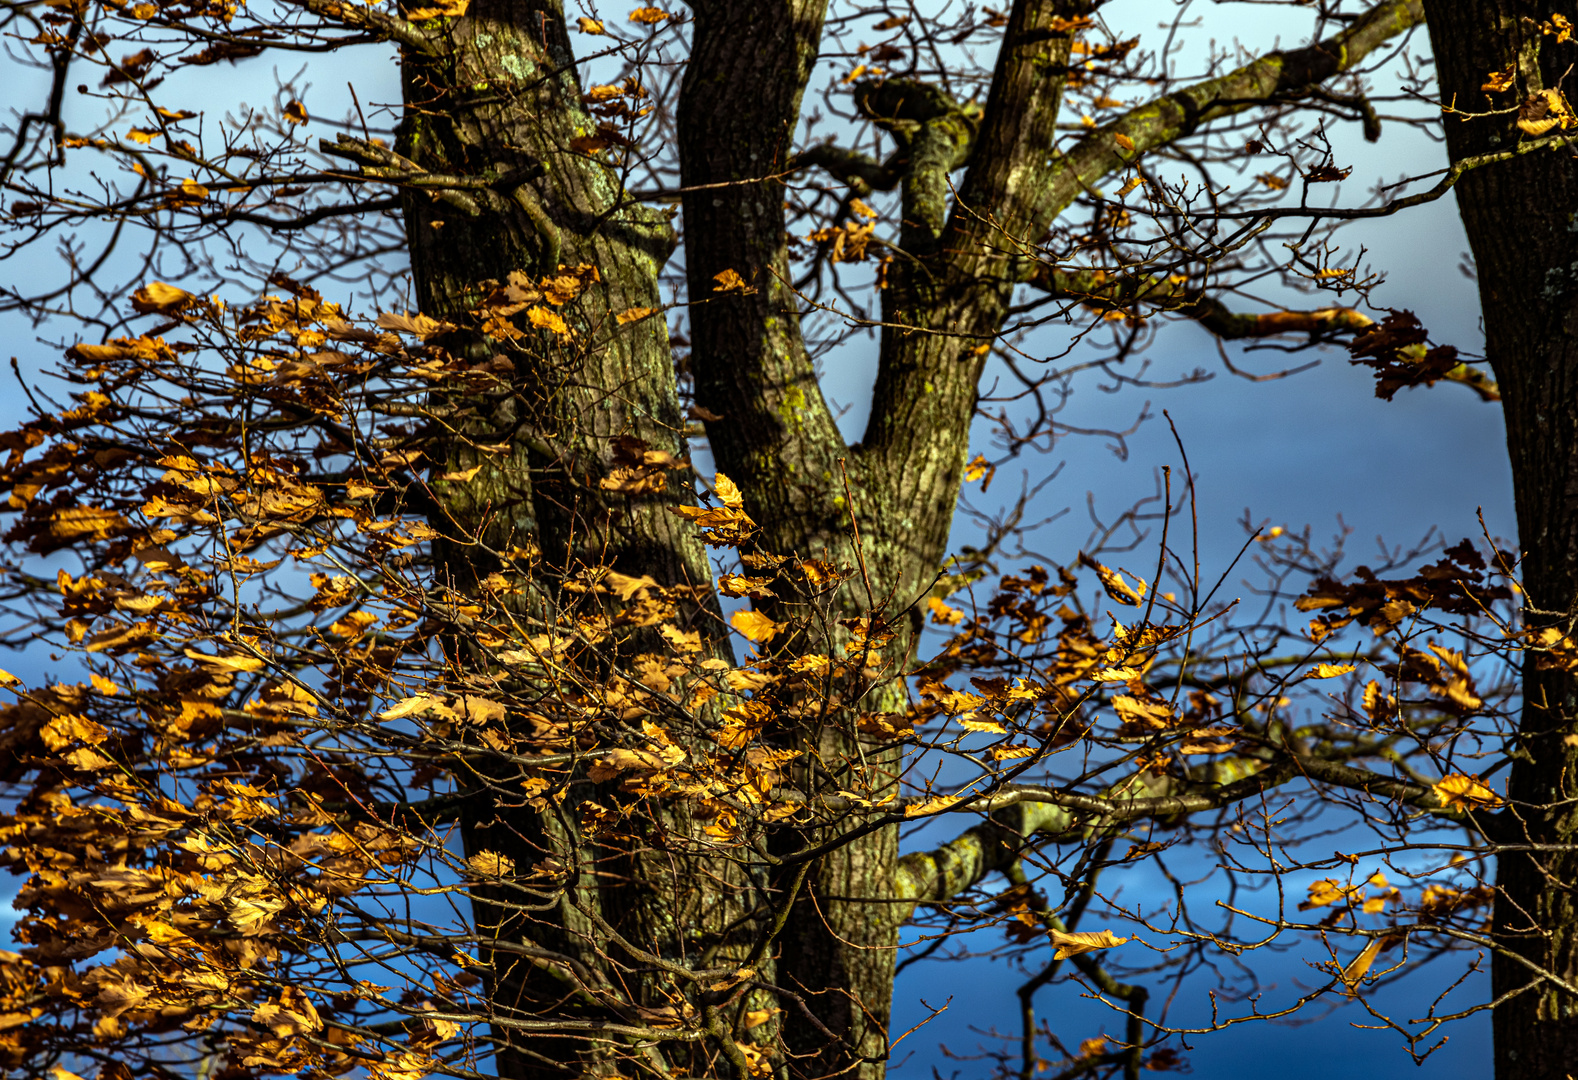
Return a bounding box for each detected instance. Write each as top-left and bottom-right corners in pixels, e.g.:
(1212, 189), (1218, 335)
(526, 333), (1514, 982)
(1425, 5), (1578, 1077)
(396, 6), (740, 1076)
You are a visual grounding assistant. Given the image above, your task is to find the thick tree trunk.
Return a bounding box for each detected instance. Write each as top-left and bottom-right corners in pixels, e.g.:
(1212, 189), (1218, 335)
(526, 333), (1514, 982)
(1425, 5), (1578, 1077)
(396, 6), (746, 1077)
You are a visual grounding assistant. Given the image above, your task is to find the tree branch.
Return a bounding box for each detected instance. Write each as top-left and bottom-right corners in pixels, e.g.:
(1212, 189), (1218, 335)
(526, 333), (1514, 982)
(1040, 0), (1424, 221)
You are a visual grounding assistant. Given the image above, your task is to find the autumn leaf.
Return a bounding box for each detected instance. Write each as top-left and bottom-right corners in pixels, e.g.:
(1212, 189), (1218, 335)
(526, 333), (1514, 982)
(1047, 928), (1128, 959)
(629, 6), (671, 24)
(1114, 132), (1134, 151)
(1433, 773), (1504, 810)
(1078, 552), (1146, 606)
(1308, 662), (1355, 679)
(130, 281), (195, 314)
(578, 16), (606, 33)
(528, 305), (572, 337)
(380, 694), (444, 720)
(617, 306), (657, 324)
(1117, 175), (1144, 197)
(731, 608), (783, 643)
(405, 0), (469, 18)
(465, 850), (515, 877)
(905, 793), (964, 818)
(714, 471), (744, 509)
(1338, 937), (1386, 995)
(0, 669), (19, 689)
(927, 596), (964, 626)
(711, 268), (756, 294)
(964, 453), (995, 490)
(282, 100), (308, 125)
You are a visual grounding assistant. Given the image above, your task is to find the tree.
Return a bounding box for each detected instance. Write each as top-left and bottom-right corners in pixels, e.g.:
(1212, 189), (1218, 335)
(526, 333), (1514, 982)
(0, 1), (1567, 1079)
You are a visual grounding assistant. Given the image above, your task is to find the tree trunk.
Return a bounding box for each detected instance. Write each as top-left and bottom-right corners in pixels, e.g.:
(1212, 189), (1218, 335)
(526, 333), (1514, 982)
(1425, 5), (1578, 1077)
(396, 6), (748, 1076)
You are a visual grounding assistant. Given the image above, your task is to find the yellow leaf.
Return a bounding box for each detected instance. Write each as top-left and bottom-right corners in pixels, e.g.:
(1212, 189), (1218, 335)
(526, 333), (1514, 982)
(927, 596), (964, 626)
(1078, 552), (1146, 606)
(1309, 662), (1355, 679)
(964, 453), (995, 489)
(405, 0), (468, 17)
(438, 464), (484, 482)
(660, 623), (703, 653)
(742, 1008), (780, 1030)
(714, 471), (744, 509)
(0, 669), (19, 689)
(711, 268), (755, 294)
(905, 793), (964, 818)
(282, 100), (308, 125)
(380, 694), (443, 720)
(578, 16), (606, 33)
(126, 128), (159, 144)
(1432, 773), (1503, 810)
(1117, 176), (1144, 197)
(1090, 665), (1141, 683)
(1079, 1036), (1108, 1059)
(617, 305), (657, 324)
(603, 571), (658, 599)
(465, 850), (515, 877)
(1114, 132), (1134, 151)
(527, 305), (571, 337)
(1339, 938), (1385, 995)
(1047, 928), (1128, 959)
(629, 5), (671, 24)
(731, 609), (783, 643)
(184, 649), (265, 673)
(130, 281), (195, 314)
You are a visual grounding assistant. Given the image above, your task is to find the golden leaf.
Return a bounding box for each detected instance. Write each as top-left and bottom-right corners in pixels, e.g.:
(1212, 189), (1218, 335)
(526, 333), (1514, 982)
(405, 0), (468, 17)
(282, 100), (308, 125)
(711, 268), (756, 294)
(629, 6), (671, 24)
(1432, 773), (1503, 810)
(1078, 552), (1146, 606)
(380, 694), (443, 720)
(731, 608), (783, 643)
(184, 649), (266, 673)
(905, 793), (964, 818)
(465, 850), (515, 878)
(527, 305), (571, 337)
(1339, 938), (1385, 995)
(660, 623), (703, 653)
(1047, 928), (1128, 959)
(130, 281), (195, 314)
(1117, 175), (1144, 197)
(1079, 1036), (1108, 1059)
(1114, 132), (1134, 151)
(577, 16), (606, 33)
(1299, 878), (1359, 910)
(1308, 662), (1355, 679)
(438, 464), (483, 483)
(714, 471), (744, 509)
(604, 571), (658, 599)
(964, 453), (995, 489)
(927, 596), (964, 626)
(0, 669), (19, 689)
(617, 305), (658, 324)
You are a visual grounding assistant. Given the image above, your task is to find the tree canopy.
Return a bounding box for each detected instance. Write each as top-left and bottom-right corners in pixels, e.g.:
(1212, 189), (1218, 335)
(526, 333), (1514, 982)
(0, 2), (1572, 1080)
